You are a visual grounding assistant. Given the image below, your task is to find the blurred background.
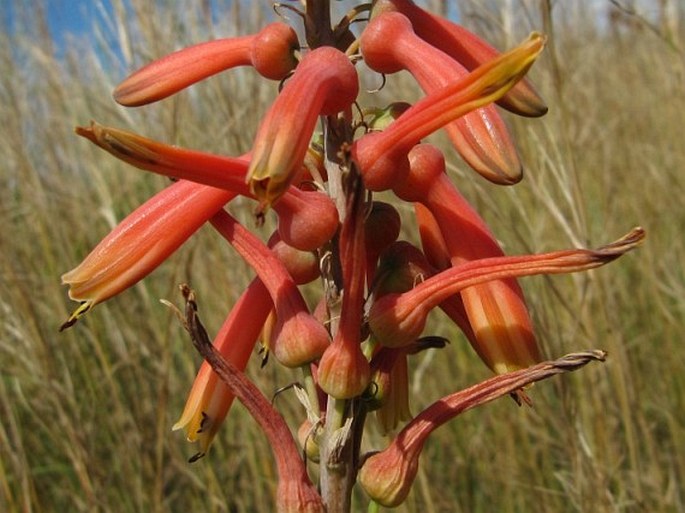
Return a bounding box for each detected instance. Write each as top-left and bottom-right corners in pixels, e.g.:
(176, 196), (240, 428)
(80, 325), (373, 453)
(1, 1), (683, 511)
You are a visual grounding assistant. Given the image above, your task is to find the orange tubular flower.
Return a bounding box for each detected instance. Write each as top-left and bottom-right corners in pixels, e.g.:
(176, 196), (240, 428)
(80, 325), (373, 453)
(359, 352), (606, 507)
(76, 123), (340, 252)
(317, 180), (370, 399)
(209, 209), (330, 368)
(60, 180), (234, 329)
(175, 230), (321, 458)
(174, 278), (272, 460)
(395, 143), (541, 373)
(373, 0), (547, 117)
(353, 32), (545, 191)
(113, 22), (299, 106)
(362, 11), (522, 184)
(368, 228), (644, 348)
(247, 46), (358, 207)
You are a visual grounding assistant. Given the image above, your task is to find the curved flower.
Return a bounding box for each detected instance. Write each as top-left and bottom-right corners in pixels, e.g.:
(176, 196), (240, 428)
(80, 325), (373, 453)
(247, 46), (358, 207)
(360, 351), (607, 507)
(361, 11), (522, 184)
(372, 0), (547, 117)
(368, 228), (645, 348)
(395, 144), (541, 373)
(353, 32), (545, 191)
(114, 22), (300, 106)
(60, 180), (234, 330)
(209, 210), (330, 368)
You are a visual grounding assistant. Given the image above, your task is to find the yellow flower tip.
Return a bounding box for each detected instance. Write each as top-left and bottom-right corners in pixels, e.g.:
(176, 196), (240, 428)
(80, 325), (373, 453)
(475, 32), (546, 104)
(247, 174), (290, 210)
(59, 300), (94, 331)
(173, 398), (226, 462)
(75, 121), (162, 167)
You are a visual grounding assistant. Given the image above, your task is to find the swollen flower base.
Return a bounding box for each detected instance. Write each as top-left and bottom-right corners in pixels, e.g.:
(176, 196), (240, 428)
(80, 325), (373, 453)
(61, 2), (645, 512)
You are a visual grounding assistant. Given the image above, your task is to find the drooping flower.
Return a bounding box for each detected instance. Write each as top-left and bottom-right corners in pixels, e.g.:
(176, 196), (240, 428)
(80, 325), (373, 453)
(209, 209), (330, 368)
(353, 32), (546, 191)
(372, 0), (547, 117)
(246, 46), (359, 207)
(173, 278), (272, 460)
(361, 11), (522, 184)
(395, 143), (541, 374)
(182, 287), (325, 513)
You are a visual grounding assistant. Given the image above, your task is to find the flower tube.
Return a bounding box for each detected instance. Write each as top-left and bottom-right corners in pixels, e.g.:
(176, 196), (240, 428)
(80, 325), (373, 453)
(395, 144), (541, 373)
(174, 278), (272, 460)
(182, 288), (325, 513)
(60, 180), (234, 329)
(359, 351), (607, 507)
(209, 209), (330, 367)
(76, 122), (339, 251)
(114, 23), (299, 106)
(317, 180), (370, 399)
(372, 0), (547, 117)
(368, 228), (644, 348)
(361, 11), (522, 184)
(247, 46), (358, 207)
(353, 32), (545, 191)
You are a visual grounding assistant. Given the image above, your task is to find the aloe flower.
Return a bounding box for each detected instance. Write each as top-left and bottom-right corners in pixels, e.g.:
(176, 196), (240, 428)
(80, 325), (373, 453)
(246, 46), (359, 207)
(60, 180), (234, 329)
(394, 143), (541, 374)
(372, 0), (547, 117)
(182, 288), (325, 513)
(62, 3), (646, 511)
(353, 32), (545, 191)
(317, 179), (370, 399)
(368, 228), (645, 348)
(114, 22), (299, 106)
(76, 122), (339, 251)
(209, 209), (330, 368)
(360, 351), (607, 507)
(174, 278), (272, 459)
(361, 11), (522, 184)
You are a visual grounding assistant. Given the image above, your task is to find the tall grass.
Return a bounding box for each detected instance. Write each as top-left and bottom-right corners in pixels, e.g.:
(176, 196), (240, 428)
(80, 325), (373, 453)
(1, 1), (683, 512)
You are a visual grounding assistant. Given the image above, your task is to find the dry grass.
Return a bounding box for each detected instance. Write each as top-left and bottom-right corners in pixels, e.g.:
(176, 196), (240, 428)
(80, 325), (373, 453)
(1, 1), (683, 512)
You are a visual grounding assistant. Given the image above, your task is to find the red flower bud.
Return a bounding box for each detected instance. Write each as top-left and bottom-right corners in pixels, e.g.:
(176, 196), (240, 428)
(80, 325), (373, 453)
(268, 232), (320, 285)
(364, 201), (402, 284)
(317, 181), (370, 398)
(210, 210), (330, 367)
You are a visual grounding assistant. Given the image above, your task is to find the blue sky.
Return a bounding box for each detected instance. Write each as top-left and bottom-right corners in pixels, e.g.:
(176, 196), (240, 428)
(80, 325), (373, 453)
(2, 1), (115, 52)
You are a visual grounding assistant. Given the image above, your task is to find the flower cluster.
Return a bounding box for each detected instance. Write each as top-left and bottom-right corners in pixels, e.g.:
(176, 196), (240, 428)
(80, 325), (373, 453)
(62, 1), (643, 511)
